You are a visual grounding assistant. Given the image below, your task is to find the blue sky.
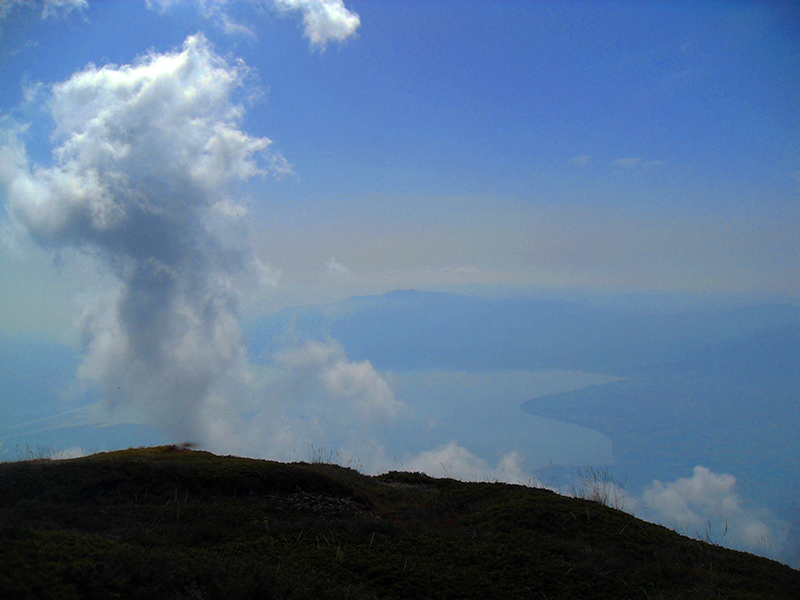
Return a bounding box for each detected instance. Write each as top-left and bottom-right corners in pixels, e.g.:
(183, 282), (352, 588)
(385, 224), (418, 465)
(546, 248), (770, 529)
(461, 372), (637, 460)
(1, 0), (798, 342)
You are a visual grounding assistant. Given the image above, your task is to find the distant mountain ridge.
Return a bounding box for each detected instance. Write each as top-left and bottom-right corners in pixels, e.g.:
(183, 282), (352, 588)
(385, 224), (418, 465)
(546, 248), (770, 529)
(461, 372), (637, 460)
(247, 289), (800, 375)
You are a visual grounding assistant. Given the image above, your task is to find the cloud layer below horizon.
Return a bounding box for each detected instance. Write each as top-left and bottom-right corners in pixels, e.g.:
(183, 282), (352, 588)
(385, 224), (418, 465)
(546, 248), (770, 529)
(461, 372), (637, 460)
(637, 466), (793, 563)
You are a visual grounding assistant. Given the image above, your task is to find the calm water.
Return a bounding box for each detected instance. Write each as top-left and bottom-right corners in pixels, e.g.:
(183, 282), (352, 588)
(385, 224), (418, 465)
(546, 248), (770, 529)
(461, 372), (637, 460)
(385, 369), (621, 472)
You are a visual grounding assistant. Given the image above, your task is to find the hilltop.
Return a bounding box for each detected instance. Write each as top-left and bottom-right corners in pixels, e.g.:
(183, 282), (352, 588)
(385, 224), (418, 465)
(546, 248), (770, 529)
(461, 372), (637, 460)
(1, 446), (798, 599)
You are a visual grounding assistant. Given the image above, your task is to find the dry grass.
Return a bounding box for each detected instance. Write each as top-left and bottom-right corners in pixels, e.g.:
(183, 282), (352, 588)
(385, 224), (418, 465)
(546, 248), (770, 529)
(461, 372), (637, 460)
(1, 446), (798, 599)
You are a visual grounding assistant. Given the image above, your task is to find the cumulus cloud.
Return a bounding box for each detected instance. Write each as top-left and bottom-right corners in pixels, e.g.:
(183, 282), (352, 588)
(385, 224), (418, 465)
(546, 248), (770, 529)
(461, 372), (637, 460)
(0, 34), (282, 441)
(1, 5), (369, 464)
(191, 340), (405, 462)
(274, 340), (404, 425)
(273, 0), (360, 49)
(405, 441), (526, 483)
(637, 466), (794, 563)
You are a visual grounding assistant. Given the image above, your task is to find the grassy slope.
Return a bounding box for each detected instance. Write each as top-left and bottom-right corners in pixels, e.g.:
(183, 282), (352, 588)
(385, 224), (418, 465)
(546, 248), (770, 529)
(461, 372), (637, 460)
(1, 447), (798, 600)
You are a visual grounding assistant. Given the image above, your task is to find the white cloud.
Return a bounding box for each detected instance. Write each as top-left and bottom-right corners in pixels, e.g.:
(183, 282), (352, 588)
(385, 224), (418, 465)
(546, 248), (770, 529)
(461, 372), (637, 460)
(0, 34), (282, 441)
(144, 1), (257, 38)
(143, 0), (179, 11)
(274, 340), (404, 424)
(0, 0), (87, 20)
(637, 466), (794, 563)
(174, 340), (405, 465)
(212, 199), (248, 218)
(405, 441), (526, 483)
(569, 155), (592, 166)
(219, 12), (257, 37)
(326, 256), (350, 277)
(273, 0), (360, 49)
(41, 0), (88, 18)
(142, 1), (360, 48)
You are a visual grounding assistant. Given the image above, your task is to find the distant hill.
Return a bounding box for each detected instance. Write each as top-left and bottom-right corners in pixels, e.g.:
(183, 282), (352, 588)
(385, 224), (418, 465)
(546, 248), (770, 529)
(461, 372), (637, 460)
(247, 289), (800, 375)
(2, 447), (798, 599)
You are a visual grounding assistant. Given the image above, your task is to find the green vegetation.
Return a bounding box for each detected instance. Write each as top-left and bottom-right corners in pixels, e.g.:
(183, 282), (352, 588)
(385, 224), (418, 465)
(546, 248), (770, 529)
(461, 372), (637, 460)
(1, 446), (797, 599)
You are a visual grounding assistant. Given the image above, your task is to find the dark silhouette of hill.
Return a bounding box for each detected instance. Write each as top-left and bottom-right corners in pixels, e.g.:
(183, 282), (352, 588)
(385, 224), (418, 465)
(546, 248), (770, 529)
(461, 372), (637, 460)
(1, 447), (798, 599)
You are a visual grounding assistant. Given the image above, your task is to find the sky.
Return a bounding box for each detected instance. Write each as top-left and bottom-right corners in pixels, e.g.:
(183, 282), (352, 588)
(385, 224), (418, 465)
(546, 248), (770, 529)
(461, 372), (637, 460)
(0, 0), (799, 565)
(1, 0), (798, 343)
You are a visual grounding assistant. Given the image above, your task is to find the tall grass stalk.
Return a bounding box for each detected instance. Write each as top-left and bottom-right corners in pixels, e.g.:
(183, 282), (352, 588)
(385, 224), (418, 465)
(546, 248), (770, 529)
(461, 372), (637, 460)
(569, 467), (629, 512)
(306, 444), (364, 471)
